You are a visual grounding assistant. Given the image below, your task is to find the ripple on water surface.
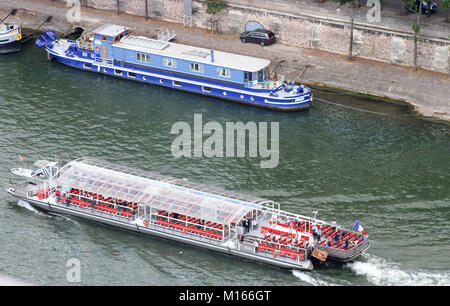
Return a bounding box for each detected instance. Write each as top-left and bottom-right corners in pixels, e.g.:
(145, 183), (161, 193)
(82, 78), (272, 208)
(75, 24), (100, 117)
(0, 46), (449, 285)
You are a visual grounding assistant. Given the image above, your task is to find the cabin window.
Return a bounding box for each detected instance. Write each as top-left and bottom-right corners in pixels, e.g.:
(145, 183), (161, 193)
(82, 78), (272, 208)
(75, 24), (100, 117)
(83, 63), (92, 69)
(216, 68), (231, 78)
(202, 86), (211, 93)
(136, 53), (150, 63)
(163, 58), (177, 68)
(244, 71), (256, 82)
(258, 69), (264, 81)
(128, 72), (136, 78)
(82, 51), (87, 57)
(189, 63), (204, 73)
(101, 35), (107, 41)
(173, 80), (181, 87)
(114, 69), (123, 76)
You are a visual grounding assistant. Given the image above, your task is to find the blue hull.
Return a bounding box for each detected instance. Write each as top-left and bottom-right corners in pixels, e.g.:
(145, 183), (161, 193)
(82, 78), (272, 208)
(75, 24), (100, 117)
(46, 48), (311, 111)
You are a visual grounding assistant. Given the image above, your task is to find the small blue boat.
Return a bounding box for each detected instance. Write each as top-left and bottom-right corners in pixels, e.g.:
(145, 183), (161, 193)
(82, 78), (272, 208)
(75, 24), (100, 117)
(36, 24), (312, 110)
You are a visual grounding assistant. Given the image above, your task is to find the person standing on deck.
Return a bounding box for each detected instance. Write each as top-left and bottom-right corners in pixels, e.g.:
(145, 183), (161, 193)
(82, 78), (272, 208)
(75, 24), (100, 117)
(252, 217), (258, 231)
(242, 217), (248, 233)
(311, 225), (317, 242)
(55, 189), (61, 203)
(90, 195), (95, 210)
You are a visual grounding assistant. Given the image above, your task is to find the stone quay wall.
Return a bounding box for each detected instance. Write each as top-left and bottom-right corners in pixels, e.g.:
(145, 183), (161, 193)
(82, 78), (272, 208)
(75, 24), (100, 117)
(61, 0), (449, 73)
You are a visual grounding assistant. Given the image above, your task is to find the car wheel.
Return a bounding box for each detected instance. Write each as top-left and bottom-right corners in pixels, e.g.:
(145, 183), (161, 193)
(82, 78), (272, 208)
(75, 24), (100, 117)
(260, 41), (265, 46)
(241, 38), (246, 43)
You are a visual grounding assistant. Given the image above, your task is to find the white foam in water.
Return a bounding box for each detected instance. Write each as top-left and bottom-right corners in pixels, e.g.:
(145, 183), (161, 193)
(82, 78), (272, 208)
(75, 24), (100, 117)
(346, 254), (450, 286)
(17, 199), (42, 214)
(17, 200), (77, 223)
(292, 270), (334, 286)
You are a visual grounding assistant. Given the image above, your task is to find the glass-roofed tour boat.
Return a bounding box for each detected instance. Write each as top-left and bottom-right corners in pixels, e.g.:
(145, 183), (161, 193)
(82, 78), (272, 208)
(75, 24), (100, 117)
(35, 24), (312, 111)
(6, 157), (370, 271)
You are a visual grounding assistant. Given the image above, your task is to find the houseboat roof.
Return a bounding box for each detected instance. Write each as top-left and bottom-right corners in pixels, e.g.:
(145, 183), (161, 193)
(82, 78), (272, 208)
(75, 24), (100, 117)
(113, 35), (271, 72)
(56, 157), (263, 225)
(92, 24), (127, 37)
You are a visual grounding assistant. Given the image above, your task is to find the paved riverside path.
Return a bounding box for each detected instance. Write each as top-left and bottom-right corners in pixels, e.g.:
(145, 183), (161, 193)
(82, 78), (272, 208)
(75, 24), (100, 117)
(1, 0), (449, 121)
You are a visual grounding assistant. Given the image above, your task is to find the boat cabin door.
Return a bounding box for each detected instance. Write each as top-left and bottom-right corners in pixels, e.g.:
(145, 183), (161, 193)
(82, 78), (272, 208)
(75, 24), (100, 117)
(244, 71), (258, 87)
(101, 45), (108, 59)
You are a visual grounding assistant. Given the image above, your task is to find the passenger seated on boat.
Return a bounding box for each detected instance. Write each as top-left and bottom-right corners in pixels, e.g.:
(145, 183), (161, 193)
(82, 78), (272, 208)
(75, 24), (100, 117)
(333, 233), (340, 243)
(344, 240), (349, 250)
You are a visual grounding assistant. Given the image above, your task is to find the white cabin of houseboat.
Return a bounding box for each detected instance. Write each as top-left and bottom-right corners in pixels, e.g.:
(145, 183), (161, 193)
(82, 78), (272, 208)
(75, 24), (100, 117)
(77, 24), (272, 88)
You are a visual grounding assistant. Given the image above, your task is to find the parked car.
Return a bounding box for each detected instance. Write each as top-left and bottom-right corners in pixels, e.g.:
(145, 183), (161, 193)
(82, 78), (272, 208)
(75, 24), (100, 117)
(240, 29), (276, 46)
(407, 0), (437, 14)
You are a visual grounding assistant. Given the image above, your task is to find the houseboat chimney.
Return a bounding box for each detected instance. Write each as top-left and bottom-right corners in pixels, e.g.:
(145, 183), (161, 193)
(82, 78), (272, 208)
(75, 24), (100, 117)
(210, 50), (214, 63)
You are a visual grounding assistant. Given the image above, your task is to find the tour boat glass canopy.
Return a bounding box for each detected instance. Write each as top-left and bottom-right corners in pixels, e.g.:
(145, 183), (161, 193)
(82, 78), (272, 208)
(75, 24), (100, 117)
(55, 157), (264, 225)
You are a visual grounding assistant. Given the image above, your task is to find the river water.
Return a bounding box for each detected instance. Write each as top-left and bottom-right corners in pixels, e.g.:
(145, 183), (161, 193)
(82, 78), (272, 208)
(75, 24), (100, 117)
(0, 44), (449, 286)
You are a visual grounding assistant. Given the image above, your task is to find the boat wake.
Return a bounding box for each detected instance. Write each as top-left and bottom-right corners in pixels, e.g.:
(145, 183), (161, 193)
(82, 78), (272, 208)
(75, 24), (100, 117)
(17, 199), (42, 215)
(291, 270), (336, 286)
(346, 253), (450, 286)
(17, 200), (77, 223)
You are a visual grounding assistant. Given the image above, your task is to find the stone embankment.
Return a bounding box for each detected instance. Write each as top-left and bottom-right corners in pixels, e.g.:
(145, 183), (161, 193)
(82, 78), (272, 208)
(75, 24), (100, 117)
(1, 0), (448, 121)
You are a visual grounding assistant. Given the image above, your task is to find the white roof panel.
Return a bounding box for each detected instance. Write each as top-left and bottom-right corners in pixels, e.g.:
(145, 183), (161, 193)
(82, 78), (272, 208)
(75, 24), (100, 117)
(56, 158), (261, 225)
(93, 24), (127, 37)
(113, 35), (270, 72)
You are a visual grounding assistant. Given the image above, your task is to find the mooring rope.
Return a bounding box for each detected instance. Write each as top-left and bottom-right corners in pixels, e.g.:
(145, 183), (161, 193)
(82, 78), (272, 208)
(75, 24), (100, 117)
(312, 97), (415, 117)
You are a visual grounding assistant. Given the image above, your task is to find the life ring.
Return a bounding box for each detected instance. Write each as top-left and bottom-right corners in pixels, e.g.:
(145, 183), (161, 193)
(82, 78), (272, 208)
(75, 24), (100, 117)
(272, 251), (278, 258)
(312, 248), (328, 262)
(143, 219), (149, 227)
(95, 45), (101, 52)
(315, 250), (325, 259)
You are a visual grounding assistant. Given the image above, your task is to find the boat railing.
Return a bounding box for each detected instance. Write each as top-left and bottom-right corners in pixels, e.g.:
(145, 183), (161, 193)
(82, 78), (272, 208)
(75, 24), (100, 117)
(62, 191), (134, 213)
(143, 215), (227, 246)
(55, 192), (136, 223)
(95, 57), (114, 67)
(4, 179), (30, 198)
(76, 34), (94, 51)
(157, 28), (176, 42)
(77, 41), (94, 51)
(255, 236), (309, 264)
(148, 213), (226, 239)
(319, 237), (370, 260)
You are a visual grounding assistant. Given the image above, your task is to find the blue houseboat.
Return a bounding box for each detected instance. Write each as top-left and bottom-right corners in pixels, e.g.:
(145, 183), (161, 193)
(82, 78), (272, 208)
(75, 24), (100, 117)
(37, 24), (311, 110)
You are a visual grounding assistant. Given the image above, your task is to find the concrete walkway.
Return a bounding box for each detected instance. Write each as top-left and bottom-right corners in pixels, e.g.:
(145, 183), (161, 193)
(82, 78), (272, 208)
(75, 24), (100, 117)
(231, 0), (450, 40)
(1, 0), (449, 121)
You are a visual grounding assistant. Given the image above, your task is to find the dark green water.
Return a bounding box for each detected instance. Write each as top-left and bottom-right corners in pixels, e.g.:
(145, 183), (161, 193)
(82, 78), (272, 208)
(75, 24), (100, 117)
(0, 44), (449, 286)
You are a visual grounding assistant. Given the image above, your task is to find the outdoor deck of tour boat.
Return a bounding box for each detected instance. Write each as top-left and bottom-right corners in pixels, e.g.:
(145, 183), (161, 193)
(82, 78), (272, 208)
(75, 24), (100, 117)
(6, 157), (369, 270)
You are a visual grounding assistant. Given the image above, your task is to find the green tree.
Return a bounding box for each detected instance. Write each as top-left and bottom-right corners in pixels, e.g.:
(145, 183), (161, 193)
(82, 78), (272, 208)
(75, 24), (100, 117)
(404, 0), (423, 71)
(205, 0), (228, 33)
(331, 0), (359, 60)
(442, 0), (450, 22)
(205, 0), (227, 15)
